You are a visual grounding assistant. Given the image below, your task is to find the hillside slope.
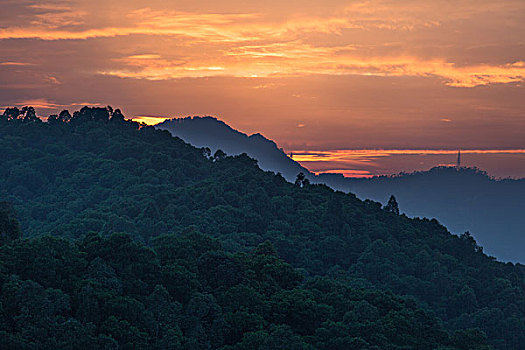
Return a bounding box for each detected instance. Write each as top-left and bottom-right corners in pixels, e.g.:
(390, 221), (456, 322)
(347, 167), (525, 262)
(156, 117), (525, 263)
(1, 106), (524, 349)
(156, 117), (311, 182)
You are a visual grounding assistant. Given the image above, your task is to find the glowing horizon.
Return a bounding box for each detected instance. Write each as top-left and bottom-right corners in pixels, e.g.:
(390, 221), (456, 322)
(291, 149), (525, 178)
(1, 0), (524, 177)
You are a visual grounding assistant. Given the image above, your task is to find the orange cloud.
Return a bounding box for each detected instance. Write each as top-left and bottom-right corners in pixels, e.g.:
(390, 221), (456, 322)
(99, 47), (525, 87)
(342, 0), (523, 29)
(0, 11), (357, 44)
(1, 3), (523, 87)
(291, 148), (525, 178)
(0, 100), (108, 113)
(0, 62), (35, 66)
(30, 10), (87, 29)
(316, 169), (374, 178)
(291, 149), (525, 163)
(0, 98), (65, 110)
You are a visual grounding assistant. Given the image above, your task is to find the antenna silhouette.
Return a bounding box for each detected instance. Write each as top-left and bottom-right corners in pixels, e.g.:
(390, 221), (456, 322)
(456, 149), (461, 169)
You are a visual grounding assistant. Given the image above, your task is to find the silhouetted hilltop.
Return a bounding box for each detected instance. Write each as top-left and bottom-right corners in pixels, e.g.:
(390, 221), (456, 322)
(347, 166), (525, 262)
(156, 117), (312, 182)
(156, 117), (525, 263)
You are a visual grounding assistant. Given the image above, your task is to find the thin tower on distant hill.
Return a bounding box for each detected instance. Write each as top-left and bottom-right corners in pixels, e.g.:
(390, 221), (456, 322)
(456, 149), (461, 169)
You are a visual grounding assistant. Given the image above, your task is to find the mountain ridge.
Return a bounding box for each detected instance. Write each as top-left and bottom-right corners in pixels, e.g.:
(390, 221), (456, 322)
(156, 117), (313, 182)
(156, 116), (525, 263)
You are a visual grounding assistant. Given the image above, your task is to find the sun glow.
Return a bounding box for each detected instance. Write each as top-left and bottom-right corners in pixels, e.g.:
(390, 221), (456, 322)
(291, 149), (525, 163)
(130, 116), (170, 125)
(291, 149), (525, 178)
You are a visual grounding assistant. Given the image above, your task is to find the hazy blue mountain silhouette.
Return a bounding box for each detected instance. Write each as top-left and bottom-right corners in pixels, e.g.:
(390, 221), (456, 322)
(346, 167), (525, 262)
(156, 117), (312, 182)
(156, 117), (525, 262)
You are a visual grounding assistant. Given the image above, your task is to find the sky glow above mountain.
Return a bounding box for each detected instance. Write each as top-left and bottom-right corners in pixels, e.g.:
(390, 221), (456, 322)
(1, 0), (524, 176)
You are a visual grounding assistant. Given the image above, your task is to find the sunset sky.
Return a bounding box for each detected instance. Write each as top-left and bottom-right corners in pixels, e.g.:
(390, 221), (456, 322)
(1, 0), (524, 177)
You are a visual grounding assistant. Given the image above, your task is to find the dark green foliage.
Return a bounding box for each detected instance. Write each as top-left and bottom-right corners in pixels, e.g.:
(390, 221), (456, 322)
(295, 172), (310, 188)
(0, 233), (475, 349)
(384, 194), (400, 215)
(0, 202), (21, 245)
(0, 106), (521, 348)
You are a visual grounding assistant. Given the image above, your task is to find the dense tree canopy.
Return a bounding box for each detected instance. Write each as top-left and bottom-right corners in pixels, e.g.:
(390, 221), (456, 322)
(0, 201), (21, 245)
(0, 106), (523, 348)
(1, 230), (489, 349)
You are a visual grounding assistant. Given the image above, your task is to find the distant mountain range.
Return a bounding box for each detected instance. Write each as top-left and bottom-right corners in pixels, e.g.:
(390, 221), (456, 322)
(348, 167), (525, 263)
(157, 116), (525, 263)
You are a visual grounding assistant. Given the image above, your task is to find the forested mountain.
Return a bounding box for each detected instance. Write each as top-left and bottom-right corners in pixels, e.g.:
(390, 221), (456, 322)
(1, 106), (524, 349)
(156, 117), (311, 182)
(0, 219), (476, 350)
(156, 117), (525, 263)
(345, 168), (525, 263)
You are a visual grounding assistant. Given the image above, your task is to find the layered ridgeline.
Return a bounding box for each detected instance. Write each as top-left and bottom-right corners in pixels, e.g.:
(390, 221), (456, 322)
(157, 117), (525, 263)
(341, 168), (525, 263)
(0, 106), (524, 349)
(156, 117), (310, 182)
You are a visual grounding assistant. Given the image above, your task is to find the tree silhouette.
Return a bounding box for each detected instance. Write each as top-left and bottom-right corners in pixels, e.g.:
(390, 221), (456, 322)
(294, 172), (309, 188)
(384, 195), (400, 215)
(110, 108), (125, 122)
(213, 149), (226, 161)
(21, 106), (38, 121)
(59, 110), (72, 122)
(202, 147), (212, 159)
(2, 107), (20, 120)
